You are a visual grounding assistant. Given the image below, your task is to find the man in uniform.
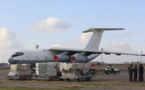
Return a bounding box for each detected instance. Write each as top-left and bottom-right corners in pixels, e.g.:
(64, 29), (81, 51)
(128, 64), (133, 81)
(133, 65), (137, 82)
(139, 64), (144, 82)
(128, 64), (131, 74)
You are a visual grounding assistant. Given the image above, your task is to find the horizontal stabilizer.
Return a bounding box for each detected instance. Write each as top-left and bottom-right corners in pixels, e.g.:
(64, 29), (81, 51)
(83, 28), (124, 33)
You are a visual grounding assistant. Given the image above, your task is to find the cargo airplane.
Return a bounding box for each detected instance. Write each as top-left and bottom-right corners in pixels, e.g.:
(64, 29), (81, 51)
(8, 28), (145, 67)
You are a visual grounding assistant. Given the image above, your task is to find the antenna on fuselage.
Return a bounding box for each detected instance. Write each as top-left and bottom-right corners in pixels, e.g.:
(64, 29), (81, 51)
(36, 45), (39, 49)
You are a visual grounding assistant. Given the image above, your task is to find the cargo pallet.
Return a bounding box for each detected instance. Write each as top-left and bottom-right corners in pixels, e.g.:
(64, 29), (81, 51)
(8, 75), (32, 80)
(60, 74), (93, 81)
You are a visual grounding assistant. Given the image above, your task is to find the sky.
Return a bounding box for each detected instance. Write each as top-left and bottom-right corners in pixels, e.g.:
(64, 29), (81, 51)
(0, 0), (145, 63)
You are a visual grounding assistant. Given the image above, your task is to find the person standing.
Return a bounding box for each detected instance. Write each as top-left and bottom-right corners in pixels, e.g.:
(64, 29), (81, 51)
(133, 65), (137, 82)
(128, 64), (131, 74)
(129, 64), (133, 81)
(139, 64), (144, 82)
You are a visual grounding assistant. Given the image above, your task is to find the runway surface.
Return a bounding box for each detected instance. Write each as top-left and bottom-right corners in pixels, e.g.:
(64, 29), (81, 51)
(0, 66), (145, 90)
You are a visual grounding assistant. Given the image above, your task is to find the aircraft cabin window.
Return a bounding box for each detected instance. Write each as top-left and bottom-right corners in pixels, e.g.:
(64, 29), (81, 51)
(12, 52), (24, 57)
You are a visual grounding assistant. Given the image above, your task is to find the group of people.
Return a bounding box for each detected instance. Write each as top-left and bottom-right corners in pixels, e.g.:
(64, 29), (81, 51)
(128, 64), (144, 82)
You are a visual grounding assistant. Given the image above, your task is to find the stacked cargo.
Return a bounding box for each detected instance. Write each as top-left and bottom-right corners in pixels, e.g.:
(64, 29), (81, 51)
(35, 62), (58, 80)
(34, 62), (93, 81)
(60, 62), (93, 81)
(7, 64), (32, 80)
(36, 62), (57, 76)
(7, 62), (94, 81)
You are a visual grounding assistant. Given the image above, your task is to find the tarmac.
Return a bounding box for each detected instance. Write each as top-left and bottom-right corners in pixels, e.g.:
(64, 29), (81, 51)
(0, 66), (145, 90)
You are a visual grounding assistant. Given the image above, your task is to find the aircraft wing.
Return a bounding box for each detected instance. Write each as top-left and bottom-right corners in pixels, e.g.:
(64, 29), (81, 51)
(49, 47), (145, 56)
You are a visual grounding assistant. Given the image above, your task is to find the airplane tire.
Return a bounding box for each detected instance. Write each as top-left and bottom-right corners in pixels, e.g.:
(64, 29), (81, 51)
(77, 79), (80, 82)
(65, 79), (70, 81)
(60, 79), (64, 81)
(85, 78), (91, 81)
(49, 77), (53, 81)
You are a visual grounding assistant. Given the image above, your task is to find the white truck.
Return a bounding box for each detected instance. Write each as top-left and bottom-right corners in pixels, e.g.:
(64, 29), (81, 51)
(104, 68), (120, 74)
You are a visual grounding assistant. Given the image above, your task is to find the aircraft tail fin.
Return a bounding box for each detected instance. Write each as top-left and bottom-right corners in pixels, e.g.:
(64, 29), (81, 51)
(84, 28), (124, 51)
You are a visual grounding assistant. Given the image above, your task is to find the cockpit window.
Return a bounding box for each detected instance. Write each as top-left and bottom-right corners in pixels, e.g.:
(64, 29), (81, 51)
(12, 52), (24, 57)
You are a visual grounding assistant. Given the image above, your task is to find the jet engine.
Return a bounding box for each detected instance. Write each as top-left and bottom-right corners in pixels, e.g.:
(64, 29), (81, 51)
(54, 52), (70, 62)
(71, 53), (100, 62)
(71, 53), (88, 62)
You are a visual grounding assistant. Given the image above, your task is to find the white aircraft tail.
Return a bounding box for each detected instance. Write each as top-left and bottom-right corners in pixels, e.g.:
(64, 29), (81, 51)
(84, 28), (124, 51)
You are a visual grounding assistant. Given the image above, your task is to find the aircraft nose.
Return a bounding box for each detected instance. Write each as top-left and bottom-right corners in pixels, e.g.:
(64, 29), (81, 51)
(8, 57), (14, 64)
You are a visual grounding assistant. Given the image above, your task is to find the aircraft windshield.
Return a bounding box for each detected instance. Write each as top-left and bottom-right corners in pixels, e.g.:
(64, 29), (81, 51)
(12, 52), (24, 57)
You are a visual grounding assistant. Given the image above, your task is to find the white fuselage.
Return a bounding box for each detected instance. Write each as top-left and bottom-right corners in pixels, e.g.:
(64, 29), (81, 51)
(8, 49), (100, 68)
(8, 49), (59, 67)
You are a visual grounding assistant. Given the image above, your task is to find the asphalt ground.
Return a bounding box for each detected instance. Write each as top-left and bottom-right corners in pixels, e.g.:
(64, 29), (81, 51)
(0, 66), (145, 90)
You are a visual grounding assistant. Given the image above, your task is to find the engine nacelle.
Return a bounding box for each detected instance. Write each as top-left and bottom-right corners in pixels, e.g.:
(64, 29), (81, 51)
(71, 53), (100, 62)
(54, 52), (70, 62)
(71, 53), (88, 62)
